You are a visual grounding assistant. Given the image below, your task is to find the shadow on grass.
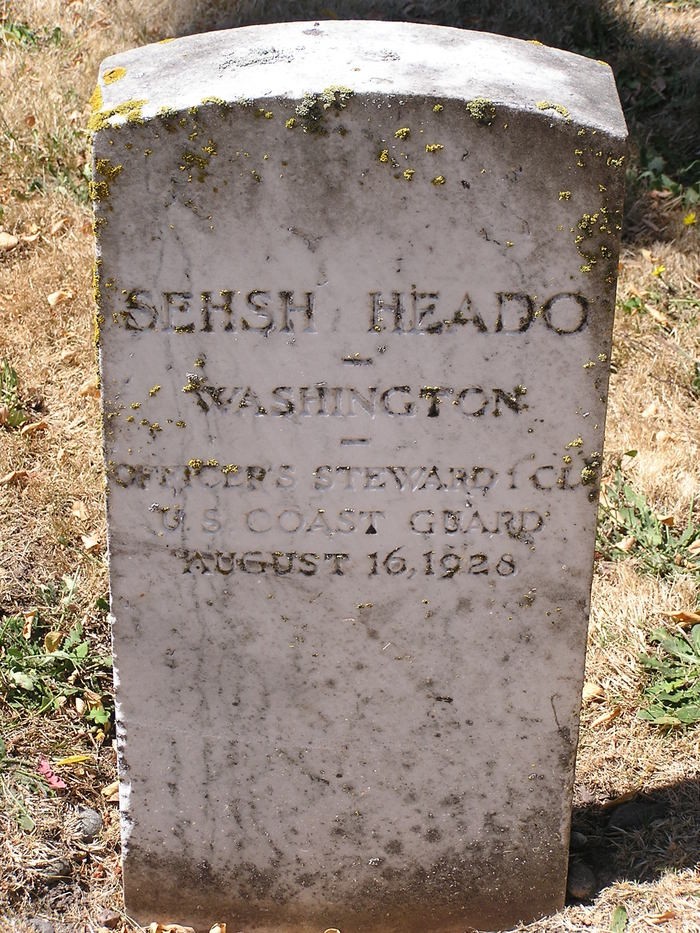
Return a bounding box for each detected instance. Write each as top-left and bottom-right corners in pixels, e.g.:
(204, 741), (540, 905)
(570, 776), (700, 898)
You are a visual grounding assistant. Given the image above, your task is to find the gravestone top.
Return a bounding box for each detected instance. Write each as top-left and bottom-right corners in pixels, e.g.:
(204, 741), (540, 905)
(94, 20), (626, 933)
(95, 21), (625, 137)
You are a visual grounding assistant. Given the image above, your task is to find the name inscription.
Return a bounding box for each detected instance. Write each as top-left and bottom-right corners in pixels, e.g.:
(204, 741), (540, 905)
(111, 288), (589, 336)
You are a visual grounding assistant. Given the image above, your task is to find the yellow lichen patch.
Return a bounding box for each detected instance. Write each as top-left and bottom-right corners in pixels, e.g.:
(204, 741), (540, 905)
(465, 98), (495, 126)
(431, 175), (446, 186)
(394, 127), (411, 140)
(89, 158), (123, 202)
(295, 86), (353, 134)
(89, 84), (103, 117)
(536, 100), (570, 119)
(378, 149), (389, 163)
(432, 103), (443, 113)
(285, 117), (296, 129)
(88, 98), (147, 132)
(159, 37), (175, 43)
(425, 143), (443, 153)
(103, 67), (126, 85)
(559, 191), (572, 200)
(402, 168), (415, 181)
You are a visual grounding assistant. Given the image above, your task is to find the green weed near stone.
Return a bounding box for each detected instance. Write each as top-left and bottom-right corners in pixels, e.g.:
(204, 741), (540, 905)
(597, 461), (700, 576)
(634, 152), (700, 210)
(0, 575), (112, 723)
(638, 625), (700, 726)
(0, 20), (62, 47)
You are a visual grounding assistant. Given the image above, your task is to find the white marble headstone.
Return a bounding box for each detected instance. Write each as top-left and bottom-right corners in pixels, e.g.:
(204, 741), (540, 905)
(93, 21), (626, 932)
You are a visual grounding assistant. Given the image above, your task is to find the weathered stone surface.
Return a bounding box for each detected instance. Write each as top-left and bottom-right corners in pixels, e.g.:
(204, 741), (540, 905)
(93, 21), (626, 933)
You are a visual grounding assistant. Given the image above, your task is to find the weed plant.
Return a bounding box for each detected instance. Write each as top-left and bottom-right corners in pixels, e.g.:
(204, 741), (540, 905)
(0, 360), (27, 428)
(0, 576), (112, 721)
(597, 462), (700, 576)
(639, 625), (700, 726)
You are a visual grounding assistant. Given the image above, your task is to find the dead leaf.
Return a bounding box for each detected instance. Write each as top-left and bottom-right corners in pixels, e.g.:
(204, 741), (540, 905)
(0, 405), (9, 426)
(78, 375), (100, 398)
(44, 631), (63, 653)
(0, 231), (19, 251)
(20, 419), (48, 437)
(209, 925), (227, 933)
(688, 540), (700, 557)
(101, 780), (120, 801)
(663, 610), (700, 627)
(22, 611), (37, 639)
(19, 232), (40, 244)
(590, 706), (622, 729)
(50, 218), (68, 235)
(55, 754), (92, 767)
(655, 430), (671, 444)
(648, 306), (671, 328)
(71, 499), (89, 521)
(646, 910), (678, 924)
(615, 535), (636, 553)
(641, 399), (661, 418)
(0, 469), (30, 486)
(602, 789), (639, 810)
(47, 288), (75, 308)
(81, 533), (100, 553)
(75, 697), (86, 715)
(61, 349), (78, 363)
(148, 925), (196, 933)
(658, 514), (674, 527)
(24, 113), (36, 127)
(582, 681), (604, 702)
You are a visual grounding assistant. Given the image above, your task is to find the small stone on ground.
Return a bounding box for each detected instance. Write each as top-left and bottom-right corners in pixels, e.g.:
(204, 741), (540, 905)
(567, 859), (596, 900)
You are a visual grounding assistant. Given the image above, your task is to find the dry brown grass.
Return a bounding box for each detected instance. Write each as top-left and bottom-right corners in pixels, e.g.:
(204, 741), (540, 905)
(1, 1), (699, 931)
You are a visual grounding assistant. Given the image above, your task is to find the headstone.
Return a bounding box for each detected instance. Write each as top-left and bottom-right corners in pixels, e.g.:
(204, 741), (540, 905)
(93, 21), (626, 932)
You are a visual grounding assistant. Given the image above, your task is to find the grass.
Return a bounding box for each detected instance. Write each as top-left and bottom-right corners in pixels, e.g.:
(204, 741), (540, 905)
(0, 1), (699, 931)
